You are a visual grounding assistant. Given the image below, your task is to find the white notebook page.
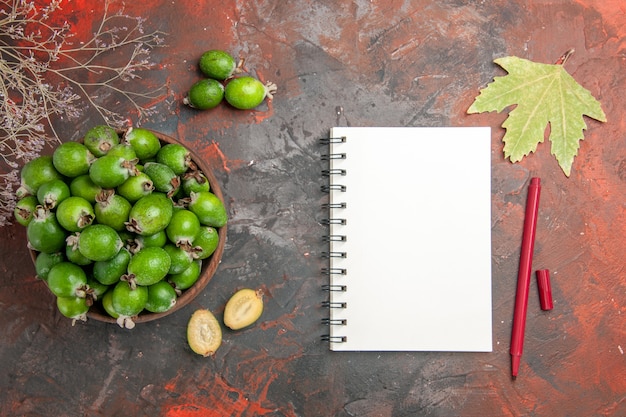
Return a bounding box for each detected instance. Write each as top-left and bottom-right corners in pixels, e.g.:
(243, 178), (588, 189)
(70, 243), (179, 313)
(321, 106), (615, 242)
(326, 126), (492, 352)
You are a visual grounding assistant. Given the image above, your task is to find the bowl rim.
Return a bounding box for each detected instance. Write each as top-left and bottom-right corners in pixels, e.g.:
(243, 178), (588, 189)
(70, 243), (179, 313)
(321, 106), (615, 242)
(29, 128), (227, 324)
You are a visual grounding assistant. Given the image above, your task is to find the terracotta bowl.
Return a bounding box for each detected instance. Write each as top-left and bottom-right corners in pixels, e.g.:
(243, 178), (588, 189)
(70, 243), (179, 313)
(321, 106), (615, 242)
(29, 129), (227, 324)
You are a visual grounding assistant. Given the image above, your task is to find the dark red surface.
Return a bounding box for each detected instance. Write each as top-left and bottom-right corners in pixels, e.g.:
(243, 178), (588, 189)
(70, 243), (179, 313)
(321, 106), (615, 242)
(1, 1), (625, 416)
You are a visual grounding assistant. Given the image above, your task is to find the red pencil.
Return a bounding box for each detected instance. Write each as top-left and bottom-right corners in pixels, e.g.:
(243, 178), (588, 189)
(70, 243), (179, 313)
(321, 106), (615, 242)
(510, 177), (541, 379)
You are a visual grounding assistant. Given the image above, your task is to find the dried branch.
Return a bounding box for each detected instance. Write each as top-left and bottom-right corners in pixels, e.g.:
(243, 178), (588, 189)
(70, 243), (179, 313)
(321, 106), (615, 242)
(0, 0), (169, 226)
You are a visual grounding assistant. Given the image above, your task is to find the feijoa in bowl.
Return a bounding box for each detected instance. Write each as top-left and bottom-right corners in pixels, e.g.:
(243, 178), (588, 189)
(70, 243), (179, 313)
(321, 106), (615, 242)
(24, 128), (227, 326)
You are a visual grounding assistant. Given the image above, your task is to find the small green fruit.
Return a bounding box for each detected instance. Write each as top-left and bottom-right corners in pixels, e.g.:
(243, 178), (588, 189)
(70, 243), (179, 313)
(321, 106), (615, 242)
(198, 49), (237, 80)
(184, 78), (224, 110)
(83, 125), (120, 157)
(78, 224), (123, 262)
(224, 76), (277, 110)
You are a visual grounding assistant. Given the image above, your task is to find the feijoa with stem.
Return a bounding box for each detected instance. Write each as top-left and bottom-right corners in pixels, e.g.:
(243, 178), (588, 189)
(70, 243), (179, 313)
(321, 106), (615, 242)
(183, 78), (224, 110)
(156, 143), (196, 176)
(56, 196), (95, 232)
(36, 178), (70, 210)
(47, 261), (88, 298)
(182, 170), (210, 195)
(83, 125), (120, 157)
(166, 209), (201, 248)
(163, 243), (194, 275)
(26, 206), (67, 253)
(94, 189), (132, 232)
(56, 296), (89, 325)
(192, 226), (219, 260)
(117, 172), (154, 203)
(65, 233), (93, 266)
(124, 246), (171, 287)
(224, 76), (277, 110)
(123, 127), (161, 160)
(14, 196), (38, 226)
(89, 154), (138, 189)
(125, 192), (173, 236)
(111, 280), (149, 329)
(143, 162), (180, 197)
(145, 281), (177, 313)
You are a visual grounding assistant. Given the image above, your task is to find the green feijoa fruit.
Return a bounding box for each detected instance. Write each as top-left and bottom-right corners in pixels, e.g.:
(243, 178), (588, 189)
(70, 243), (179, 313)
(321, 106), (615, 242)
(166, 209), (200, 247)
(156, 143), (194, 176)
(65, 233), (93, 266)
(14, 196), (38, 226)
(47, 261), (88, 298)
(56, 296), (89, 323)
(34, 251), (65, 281)
(93, 247), (131, 285)
(125, 192), (173, 236)
(143, 162), (180, 197)
(126, 246), (171, 286)
(86, 276), (108, 300)
(188, 191), (227, 228)
(83, 125), (120, 157)
(182, 170), (210, 195)
(111, 280), (148, 318)
(193, 226), (219, 260)
(183, 78), (224, 110)
(26, 207), (67, 253)
(224, 76), (277, 110)
(56, 196), (95, 232)
(117, 172), (154, 203)
(101, 290), (120, 319)
(133, 229), (168, 251)
(52, 141), (94, 178)
(17, 155), (63, 198)
(163, 243), (193, 275)
(78, 224), (123, 262)
(198, 49), (237, 80)
(123, 127), (161, 161)
(36, 178), (71, 210)
(94, 190), (132, 232)
(168, 260), (202, 291)
(69, 175), (103, 204)
(107, 143), (138, 162)
(145, 281), (177, 313)
(89, 154), (138, 189)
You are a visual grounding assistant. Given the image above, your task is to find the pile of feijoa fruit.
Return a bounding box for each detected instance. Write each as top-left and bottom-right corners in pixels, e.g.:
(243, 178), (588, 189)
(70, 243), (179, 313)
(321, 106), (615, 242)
(14, 125), (227, 329)
(183, 49), (277, 110)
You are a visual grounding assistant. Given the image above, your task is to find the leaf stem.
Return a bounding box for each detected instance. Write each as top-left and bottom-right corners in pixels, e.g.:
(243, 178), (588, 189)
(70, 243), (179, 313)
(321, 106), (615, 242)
(555, 49), (575, 66)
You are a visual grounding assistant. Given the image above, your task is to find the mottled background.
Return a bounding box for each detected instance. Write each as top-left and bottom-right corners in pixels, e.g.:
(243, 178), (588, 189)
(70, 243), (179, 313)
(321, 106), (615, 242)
(1, 0), (624, 416)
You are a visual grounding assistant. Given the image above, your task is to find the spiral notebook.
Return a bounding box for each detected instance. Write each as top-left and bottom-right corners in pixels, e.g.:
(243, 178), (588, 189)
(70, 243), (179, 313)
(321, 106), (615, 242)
(321, 126), (492, 352)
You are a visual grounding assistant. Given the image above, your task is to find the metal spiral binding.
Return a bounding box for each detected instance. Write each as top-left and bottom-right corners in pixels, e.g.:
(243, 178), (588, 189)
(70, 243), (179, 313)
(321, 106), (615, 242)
(321, 267), (347, 275)
(321, 136), (348, 344)
(322, 284), (347, 292)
